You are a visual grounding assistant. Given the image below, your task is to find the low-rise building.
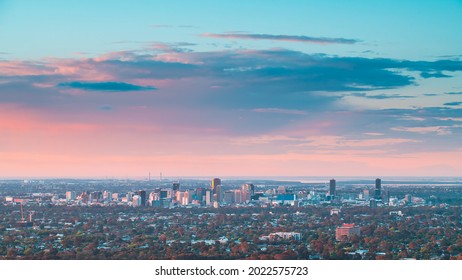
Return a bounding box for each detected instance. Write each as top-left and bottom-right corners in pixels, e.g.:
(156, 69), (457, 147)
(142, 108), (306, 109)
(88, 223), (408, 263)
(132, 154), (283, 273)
(336, 223), (360, 241)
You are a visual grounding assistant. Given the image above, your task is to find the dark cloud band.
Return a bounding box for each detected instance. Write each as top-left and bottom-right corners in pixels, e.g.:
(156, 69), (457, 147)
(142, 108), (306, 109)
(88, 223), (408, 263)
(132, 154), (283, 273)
(58, 81), (156, 92)
(201, 33), (359, 44)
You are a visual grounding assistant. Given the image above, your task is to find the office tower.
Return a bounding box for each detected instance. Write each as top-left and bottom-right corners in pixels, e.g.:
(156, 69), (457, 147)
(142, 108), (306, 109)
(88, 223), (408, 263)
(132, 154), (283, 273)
(405, 194), (412, 204)
(176, 191), (185, 204)
(132, 195), (142, 207)
(65, 191), (76, 202)
(136, 190), (146, 206)
(79, 192), (89, 204)
(196, 187), (205, 203)
(241, 190), (251, 203)
(277, 186), (286, 194)
(241, 183), (255, 196)
(211, 178), (221, 193)
(90, 191), (102, 202)
(159, 189), (171, 199)
(205, 190), (211, 206)
(183, 190), (191, 205)
(149, 191), (158, 202)
(214, 185), (222, 203)
(103, 191), (112, 201)
(172, 182), (180, 194)
(126, 192), (133, 202)
(374, 178), (382, 200)
(211, 178), (222, 203)
(223, 191), (235, 204)
(384, 190), (390, 204)
(234, 189), (242, 204)
(329, 179), (336, 198)
(370, 198), (377, 208)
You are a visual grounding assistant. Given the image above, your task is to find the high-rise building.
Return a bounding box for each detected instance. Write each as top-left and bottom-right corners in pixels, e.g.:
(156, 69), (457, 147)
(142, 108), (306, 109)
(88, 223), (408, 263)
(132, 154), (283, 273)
(214, 185), (222, 203)
(90, 191), (102, 202)
(183, 190), (191, 205)
(234, 189), (242, 204)
(374, 178), (382, 200)
(136, 190), (146, 206)
(195, 187), (205, 203)
(160, 189), (171, 199)
(329, 179), (336, 198)
(277, 186), (286, 194)
(126, 192), (133, 203)
(384, 190), (390, 204)
(103, 191), (112, 202)
(132, 195), (142, 207)
(172, 182), (180, 194)
(223, 191), (235, 204)
(66, 191), (76, 202)
(211, 178), (222, 203)
(241, 183), (255, 196)
(211, 178), (221, 193)
(205, 190), (211, 206)
(176, 191), (185, 204)
(370, 198), (377, 208)
(79, 191), (89, 204)
(363, 189), (370, 201)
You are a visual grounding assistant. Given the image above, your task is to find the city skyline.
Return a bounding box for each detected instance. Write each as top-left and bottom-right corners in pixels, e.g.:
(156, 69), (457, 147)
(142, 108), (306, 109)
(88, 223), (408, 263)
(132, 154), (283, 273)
(1, 1), (462, 177)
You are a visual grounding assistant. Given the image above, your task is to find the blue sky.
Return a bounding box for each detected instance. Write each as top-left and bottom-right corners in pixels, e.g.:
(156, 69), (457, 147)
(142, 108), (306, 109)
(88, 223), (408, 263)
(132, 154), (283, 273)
(0, 1), (461, 177)
(2, 0), (461, 59)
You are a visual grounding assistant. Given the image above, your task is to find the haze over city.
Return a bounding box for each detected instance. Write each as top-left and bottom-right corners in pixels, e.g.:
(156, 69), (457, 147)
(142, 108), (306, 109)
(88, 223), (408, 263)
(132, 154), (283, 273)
(1, 0), (462, 178)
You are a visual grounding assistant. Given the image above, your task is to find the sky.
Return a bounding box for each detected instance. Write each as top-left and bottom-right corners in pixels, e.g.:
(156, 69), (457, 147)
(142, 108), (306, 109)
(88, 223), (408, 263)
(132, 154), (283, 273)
(1, 0), (462, 178)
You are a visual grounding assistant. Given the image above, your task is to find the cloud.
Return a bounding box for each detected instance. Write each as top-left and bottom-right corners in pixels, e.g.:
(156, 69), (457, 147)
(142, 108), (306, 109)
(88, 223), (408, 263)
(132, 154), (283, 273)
(149, 42), (196, 53)
(420, 72), (452, 78)
(363, 132), (384, 136)
(349, 92), (415, 99)
(391, 125), (462, 135)
(444, 101), (462, 106)
(251, 108), (307, 115)
(201, 32), (360, 44)
(436, 117), (462, 122)
(58, 81), (156, 92)
(1, 48), (462, 144)
(399, 115), (425, 121)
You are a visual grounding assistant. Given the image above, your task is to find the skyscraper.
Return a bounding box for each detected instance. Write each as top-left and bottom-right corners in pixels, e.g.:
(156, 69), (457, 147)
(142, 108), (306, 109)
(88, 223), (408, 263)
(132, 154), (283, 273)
(329, 179), (336, 198)
(172, 182), (180, 194)
(211, 178), (221, 193)
(205, 190), (211, 206)
(211, 178), (222, 203)
(132, 195), (142, 207)
(214, 185), (222, 203)
(66, 191), (76, 202)
(135, 190), (146, 206)
(374, 178), (382, 200)
(241, 183), (255, 196)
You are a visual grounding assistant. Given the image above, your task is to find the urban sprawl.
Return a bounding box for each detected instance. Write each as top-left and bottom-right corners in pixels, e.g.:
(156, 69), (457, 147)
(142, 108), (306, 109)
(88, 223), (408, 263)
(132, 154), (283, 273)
(0, 177), (461, 260)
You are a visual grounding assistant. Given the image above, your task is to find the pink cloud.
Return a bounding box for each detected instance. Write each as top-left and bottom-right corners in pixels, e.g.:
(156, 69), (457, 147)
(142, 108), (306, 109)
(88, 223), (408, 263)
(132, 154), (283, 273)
(0, 60), (53, 76)
(391, 125), (462, 135)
